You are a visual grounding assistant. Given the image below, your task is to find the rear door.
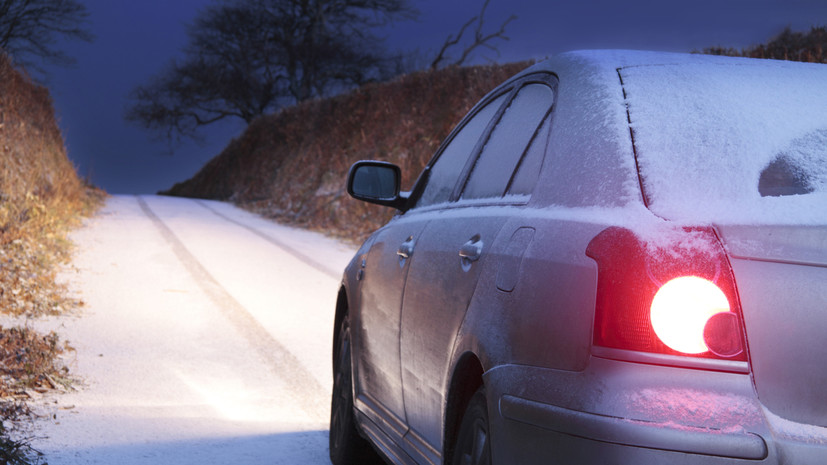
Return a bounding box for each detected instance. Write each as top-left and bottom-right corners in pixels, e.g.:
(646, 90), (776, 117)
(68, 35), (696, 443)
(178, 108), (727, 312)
(354, 88), (508, 442)
(397, 77), (557, 458)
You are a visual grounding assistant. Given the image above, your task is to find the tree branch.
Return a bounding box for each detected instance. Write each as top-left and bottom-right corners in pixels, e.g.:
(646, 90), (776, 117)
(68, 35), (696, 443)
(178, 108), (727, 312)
(430, 0), (515, 70)
(126, 0), (416, 148)
(0, 0), (92, 75)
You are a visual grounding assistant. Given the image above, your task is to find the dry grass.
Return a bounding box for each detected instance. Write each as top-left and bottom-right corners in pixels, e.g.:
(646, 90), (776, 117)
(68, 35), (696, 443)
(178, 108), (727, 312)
(0, 51), (102, 461)
(0, 327), (71, 398)
(163, 62), (531, 242)
(0, 52), (102, 318)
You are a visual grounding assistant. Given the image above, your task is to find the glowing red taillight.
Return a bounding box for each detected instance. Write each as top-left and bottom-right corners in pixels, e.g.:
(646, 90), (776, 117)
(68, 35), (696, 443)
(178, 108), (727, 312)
(586, 227), (747, 362)
(650, 276), (742, 357)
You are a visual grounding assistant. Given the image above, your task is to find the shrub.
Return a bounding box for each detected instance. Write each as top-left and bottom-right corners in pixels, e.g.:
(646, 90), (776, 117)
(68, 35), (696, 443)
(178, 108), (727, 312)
(163, 62), (530, 241)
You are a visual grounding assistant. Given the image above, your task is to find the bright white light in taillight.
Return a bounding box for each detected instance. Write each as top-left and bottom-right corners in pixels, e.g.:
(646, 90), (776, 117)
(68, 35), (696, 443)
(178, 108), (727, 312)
(650, 276), (730, 354)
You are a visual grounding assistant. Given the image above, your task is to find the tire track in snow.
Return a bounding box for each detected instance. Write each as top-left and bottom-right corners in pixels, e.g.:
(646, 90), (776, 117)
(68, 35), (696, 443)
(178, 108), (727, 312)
(136, 196), (329, 423)
(194, 199), (339, 280)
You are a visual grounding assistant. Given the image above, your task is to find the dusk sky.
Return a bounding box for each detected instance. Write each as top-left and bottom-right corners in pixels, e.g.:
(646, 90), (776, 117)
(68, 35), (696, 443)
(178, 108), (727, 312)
(45, 0), (827, 194)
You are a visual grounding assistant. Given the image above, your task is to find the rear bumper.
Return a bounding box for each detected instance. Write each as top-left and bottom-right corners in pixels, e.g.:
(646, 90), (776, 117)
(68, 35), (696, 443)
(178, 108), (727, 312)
(486, 357), (827, 464)
(499, 394), (767, 460)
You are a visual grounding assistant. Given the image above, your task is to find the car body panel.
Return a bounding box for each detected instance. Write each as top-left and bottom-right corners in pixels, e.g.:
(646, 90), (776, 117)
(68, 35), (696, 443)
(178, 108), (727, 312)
(486, 359), (772, 464)
(719, 224), (827, 266)
(730, 257), (827, 428)
(454, 213), (604, 372)
(355, 218), (430, 437)
(400, 208), (507, 450)
(530, 56), (640, 209)
(338, 50), (827, 464)
(717, 224), (827, 428)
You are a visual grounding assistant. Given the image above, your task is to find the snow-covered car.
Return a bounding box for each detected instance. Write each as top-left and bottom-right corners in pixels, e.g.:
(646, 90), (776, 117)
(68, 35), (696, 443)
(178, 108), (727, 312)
(329, 50), (827, 465)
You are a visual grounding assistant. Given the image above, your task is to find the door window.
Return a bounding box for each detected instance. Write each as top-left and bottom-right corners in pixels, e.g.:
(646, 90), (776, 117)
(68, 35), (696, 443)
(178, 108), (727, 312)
(416, 92), (508, 207)
(507, 112), (554, 196)
(461, 83), (554, 199)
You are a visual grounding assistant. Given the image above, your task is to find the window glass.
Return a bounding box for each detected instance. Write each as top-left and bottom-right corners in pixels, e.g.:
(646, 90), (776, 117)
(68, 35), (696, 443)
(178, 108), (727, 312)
(461, 84), (554, 200)
(757, 129), (827, 197)
(508, 114), (553, 196)
(416, 93), (508, 207)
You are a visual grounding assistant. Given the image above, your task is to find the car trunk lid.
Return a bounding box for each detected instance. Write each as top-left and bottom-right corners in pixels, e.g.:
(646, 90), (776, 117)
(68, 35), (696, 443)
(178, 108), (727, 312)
(718, 224), (827, 427)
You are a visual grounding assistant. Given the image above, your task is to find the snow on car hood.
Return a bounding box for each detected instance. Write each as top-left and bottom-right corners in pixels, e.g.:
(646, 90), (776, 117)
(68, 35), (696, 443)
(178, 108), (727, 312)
(619, 59), (827, 225)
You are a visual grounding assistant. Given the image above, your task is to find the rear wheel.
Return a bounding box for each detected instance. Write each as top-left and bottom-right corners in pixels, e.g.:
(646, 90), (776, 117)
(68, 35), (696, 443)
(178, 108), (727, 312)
(451, 387), (491, 465)
(329, 315), (384, 464)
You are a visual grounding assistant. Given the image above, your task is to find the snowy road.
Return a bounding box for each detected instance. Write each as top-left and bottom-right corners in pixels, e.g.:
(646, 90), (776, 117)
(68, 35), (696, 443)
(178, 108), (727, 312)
(29, 195), (357, 464)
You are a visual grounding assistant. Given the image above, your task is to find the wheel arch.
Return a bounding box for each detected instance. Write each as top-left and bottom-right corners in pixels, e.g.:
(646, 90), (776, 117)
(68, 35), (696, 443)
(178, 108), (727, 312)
(332, 285), (349, 374)
(443, 351), (485, 464)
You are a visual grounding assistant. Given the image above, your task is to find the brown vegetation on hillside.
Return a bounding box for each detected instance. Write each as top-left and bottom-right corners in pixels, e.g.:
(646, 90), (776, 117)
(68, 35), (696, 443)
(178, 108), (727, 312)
(0, 52), (100, 317)
(703, 26), (827, 63)
(1, 51), (101, 459)
(163, 62), (529, 241)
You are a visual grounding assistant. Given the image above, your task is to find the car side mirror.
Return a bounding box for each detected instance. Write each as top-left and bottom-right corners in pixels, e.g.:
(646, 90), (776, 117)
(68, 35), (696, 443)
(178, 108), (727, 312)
(347, 161), (408, 210)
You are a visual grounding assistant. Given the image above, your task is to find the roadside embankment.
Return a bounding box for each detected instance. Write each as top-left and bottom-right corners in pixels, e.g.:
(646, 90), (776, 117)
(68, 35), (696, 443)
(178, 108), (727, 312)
(162, 62), (530, 242)
(0, 51), (102, 458)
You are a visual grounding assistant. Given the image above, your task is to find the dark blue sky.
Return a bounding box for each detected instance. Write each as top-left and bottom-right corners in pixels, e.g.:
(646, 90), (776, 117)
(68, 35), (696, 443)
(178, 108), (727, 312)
(47, 0), (827, 194)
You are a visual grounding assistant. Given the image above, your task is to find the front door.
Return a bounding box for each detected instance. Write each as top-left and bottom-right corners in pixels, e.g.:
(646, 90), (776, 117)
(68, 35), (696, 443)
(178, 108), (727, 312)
(355, 218), (428, 438)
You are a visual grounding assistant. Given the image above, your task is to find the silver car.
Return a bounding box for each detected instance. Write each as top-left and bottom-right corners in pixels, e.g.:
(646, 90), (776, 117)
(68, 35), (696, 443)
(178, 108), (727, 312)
(329, 50), (827, 465)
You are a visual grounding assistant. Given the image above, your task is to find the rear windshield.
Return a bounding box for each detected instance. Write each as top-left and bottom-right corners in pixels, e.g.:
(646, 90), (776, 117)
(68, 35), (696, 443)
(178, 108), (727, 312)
(621, 61), (827, 225)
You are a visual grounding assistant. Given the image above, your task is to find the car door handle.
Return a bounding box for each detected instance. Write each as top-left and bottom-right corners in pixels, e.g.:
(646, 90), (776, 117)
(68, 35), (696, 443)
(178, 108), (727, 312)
(459, 237), (483, 262)
(397, 237), (415, 259)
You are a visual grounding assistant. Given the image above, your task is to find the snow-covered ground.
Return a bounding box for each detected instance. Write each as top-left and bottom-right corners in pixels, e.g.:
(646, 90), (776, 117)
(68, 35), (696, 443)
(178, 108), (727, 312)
(26, 195), (357, 464)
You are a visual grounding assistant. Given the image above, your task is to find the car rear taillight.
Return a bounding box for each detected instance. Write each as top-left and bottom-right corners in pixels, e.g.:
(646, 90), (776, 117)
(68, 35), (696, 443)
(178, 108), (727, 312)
(585, 227), (747, 363)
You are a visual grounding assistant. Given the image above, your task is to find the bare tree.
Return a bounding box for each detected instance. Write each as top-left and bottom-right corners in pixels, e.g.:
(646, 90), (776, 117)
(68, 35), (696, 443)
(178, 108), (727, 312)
(430, 0), (515, 70)
(0, 0), (92, 72)
(126, 0), (415, 142)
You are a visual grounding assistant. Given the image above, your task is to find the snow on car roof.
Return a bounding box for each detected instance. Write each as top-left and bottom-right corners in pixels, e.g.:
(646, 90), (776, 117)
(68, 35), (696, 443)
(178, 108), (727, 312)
(557, 50), (827, 225)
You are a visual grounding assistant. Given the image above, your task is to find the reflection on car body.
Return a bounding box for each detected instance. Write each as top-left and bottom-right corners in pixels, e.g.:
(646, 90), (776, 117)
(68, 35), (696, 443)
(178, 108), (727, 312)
(329, 50), (827, 465)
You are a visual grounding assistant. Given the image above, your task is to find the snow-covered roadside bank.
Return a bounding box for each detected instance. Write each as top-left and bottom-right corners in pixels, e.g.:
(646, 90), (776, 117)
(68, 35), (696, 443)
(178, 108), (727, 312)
(26, 195), (356, 464)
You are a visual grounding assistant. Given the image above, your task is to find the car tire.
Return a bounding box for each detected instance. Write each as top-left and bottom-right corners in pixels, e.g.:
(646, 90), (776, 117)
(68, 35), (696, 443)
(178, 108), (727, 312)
(329, 315), (384, 465)
(451, 386), (492, 465)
